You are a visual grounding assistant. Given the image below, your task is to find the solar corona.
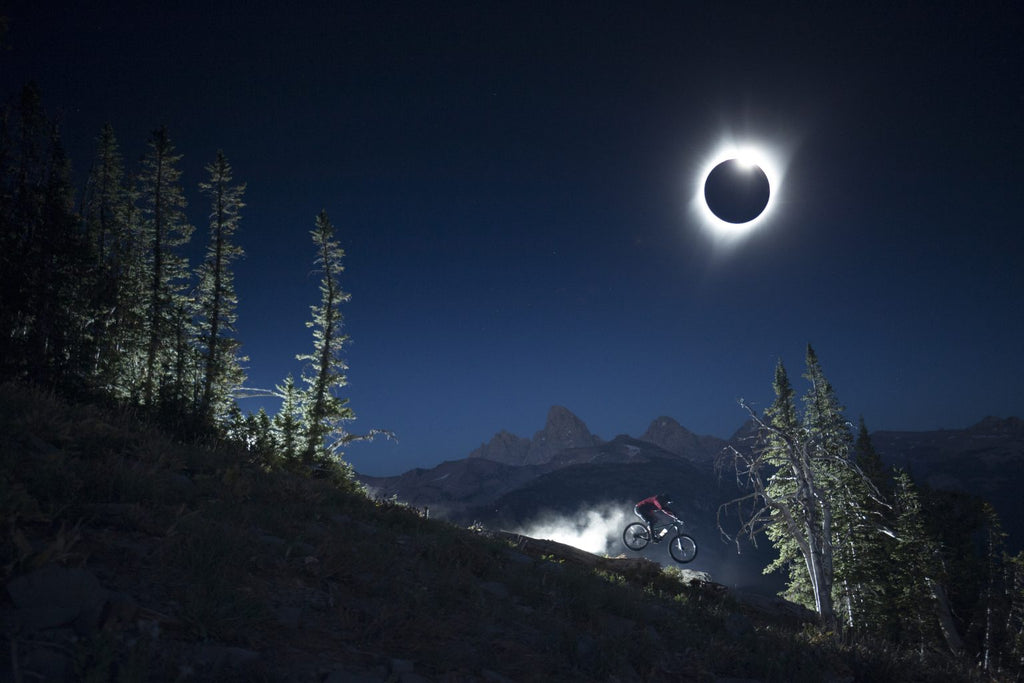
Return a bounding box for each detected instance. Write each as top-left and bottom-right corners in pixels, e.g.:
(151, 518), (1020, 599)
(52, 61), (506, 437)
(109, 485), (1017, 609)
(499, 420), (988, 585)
(693, 142), (782, 242)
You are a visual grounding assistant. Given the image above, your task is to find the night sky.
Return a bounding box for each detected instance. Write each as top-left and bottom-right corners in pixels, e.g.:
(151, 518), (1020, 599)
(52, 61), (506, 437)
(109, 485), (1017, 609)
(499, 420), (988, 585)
(3, 2), (1021, 476)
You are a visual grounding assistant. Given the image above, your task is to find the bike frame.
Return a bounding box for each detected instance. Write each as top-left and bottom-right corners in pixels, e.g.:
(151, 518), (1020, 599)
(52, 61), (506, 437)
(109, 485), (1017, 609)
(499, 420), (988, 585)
(633, 507), (684, 536)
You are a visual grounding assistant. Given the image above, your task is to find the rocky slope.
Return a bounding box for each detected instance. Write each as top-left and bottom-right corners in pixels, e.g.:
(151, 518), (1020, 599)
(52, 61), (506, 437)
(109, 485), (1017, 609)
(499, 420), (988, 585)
(5, 383), (962, 682)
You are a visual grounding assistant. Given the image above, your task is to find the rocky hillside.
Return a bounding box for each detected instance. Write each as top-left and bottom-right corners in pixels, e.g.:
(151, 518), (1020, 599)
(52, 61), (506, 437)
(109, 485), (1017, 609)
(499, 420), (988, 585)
(2, 383), (982, 681)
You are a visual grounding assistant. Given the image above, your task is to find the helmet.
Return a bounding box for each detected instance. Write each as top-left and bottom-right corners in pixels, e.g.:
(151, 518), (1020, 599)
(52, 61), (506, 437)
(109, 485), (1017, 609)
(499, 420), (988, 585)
(659, 493), (673, 505)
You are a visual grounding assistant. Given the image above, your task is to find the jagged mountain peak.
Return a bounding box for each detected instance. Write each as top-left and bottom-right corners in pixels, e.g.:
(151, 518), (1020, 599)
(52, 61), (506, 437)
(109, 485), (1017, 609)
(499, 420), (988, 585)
(532, 405), (601, 448)
(640, 415), (726, 462)
(470, 406), (602, 466)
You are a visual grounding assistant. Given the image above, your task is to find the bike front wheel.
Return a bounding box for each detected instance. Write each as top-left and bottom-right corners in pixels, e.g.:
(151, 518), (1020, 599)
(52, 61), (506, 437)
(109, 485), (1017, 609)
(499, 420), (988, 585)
(623, 522), (650, 551)
(669, 533), (698, 563)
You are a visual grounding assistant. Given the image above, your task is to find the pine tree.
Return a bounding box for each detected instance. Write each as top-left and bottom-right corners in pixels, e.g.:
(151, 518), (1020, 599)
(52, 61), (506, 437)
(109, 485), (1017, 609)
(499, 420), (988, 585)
(297, 210), (355, 466)
(0, 85), (94, 385)
(762, 360), (816, 609)
(81, 124), (142, 395)
(82, 124), (127, 264)
(722, 348), (887, 632)
(137, 126), (193, 408)
(244, 408), (277, 461)
(854, 418), (892, 498)
(891, 469), (947, 654)
(273, 374), (302, 465)
(196, 150), (246, 426)
(842, 417), (899, 635)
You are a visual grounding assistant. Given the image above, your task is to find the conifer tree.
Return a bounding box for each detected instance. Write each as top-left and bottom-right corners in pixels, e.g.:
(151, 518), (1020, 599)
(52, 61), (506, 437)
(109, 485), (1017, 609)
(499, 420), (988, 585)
(841, 417), (899, 635)
(81, 123), (143, 395)
(82, 124), (127, 263)
(273, 374), (302, 465)
(762, 360), (816, 608)
(297, 210), (355, 465)
(891, 469), (947, 653)
(245, 408), (276, 460)
(724, 357), (837, 627)
(721, 348), (886, 631)
(854, 418), (890, 498)
(0, 85), (93, 384)
(196, 150), (246, 425)
(137, 126), (193, 408)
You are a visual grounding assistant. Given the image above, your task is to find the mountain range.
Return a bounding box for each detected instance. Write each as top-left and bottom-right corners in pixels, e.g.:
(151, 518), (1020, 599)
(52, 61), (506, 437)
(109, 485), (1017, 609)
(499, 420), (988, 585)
(359, 406), (1024, 592)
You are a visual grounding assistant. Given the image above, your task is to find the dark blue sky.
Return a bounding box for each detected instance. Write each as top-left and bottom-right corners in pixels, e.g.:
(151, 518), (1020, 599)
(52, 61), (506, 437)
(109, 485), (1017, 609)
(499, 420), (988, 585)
(4, 2), (1021, 475)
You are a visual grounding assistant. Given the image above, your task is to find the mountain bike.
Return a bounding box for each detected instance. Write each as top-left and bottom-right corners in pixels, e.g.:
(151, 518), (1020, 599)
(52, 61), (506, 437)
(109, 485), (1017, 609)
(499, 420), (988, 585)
(623, 518), (698, 563)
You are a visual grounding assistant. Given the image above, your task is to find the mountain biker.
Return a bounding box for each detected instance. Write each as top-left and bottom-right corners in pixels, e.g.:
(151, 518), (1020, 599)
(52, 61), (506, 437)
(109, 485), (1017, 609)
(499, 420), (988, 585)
(633, 493), (679, 542)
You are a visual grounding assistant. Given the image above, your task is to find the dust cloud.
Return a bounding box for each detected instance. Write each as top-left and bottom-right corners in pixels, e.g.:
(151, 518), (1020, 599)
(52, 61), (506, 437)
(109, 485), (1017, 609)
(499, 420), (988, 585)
(513, 502), (636, 556)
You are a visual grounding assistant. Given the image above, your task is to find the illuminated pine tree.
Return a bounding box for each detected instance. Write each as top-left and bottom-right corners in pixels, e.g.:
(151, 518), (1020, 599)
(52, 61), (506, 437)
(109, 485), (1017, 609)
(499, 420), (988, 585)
(724, 349), (877, 631)
(82, 123), (144, 395)
(273, 374), (302, 465)
(802, 346), (859, 627)
(137, 126), (193, 407)
(196, 150), (246, 425)
(840, 418), (899, 634)
(297, 210), (355, 465)
(762, 360), (816, 609)
(82, 124), (128, 264)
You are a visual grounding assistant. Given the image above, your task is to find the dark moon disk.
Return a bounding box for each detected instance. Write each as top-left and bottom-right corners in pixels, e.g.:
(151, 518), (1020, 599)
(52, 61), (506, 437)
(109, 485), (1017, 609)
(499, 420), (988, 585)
(703, 159), (771, 224)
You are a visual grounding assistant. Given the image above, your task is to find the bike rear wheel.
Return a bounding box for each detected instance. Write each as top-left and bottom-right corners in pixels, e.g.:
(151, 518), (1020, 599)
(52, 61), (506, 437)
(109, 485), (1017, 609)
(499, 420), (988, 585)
(669, 533), (698, 563)
(623, 522), (650, 551)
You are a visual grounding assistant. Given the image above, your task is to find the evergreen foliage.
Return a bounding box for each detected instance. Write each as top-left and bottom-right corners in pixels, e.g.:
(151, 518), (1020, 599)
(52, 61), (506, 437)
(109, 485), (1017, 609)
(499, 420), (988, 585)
(891, 469), (947, 652)
(722, 345), (1024, 673)
(839, 418), (898, 635)
(273, 375), (302, 465)
(136, 126), (194, 409)
(81, 123), (142, 397)
(196, 150), (246, 426)
(0, 84), (376, 487)
(296, 210), (355, 465)
(726, 347), (912, 636)
(0, 84), (96, 386)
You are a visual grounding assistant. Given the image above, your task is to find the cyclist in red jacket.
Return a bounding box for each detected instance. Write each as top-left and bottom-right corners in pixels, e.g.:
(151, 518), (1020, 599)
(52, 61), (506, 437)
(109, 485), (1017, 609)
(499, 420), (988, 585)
(634, 493), (679, 542)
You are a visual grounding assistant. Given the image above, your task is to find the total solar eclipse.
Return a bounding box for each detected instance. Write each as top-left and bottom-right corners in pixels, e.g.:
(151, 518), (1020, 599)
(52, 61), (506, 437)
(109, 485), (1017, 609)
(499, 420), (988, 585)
(703, 158), (771, 224)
